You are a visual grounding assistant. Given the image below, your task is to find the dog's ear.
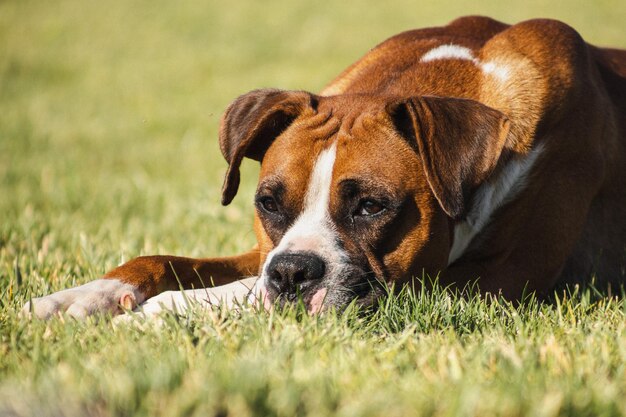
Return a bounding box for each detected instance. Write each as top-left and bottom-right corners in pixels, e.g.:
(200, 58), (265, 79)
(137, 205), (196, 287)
(219, 89), (316, 205)
(388, 96), (510, 219)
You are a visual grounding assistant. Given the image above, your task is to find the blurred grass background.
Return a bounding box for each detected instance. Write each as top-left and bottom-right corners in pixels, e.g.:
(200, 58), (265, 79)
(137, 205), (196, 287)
(1, 1), (626, 416)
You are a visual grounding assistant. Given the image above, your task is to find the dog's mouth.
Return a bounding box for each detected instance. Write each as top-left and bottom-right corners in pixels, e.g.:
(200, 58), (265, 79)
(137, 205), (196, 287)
(265, 270), (386, 313)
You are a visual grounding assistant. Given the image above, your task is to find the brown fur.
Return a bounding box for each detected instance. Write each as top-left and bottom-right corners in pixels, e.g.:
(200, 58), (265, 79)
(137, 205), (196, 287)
(101, 16), (625, 305)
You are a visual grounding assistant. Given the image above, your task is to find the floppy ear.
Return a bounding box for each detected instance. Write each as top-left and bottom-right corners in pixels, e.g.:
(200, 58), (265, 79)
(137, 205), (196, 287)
(219, 89), (316, 205)
(388, 96), (510, 219)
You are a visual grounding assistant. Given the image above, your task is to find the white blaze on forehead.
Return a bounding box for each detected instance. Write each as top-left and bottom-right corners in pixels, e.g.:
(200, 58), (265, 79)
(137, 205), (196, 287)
(421, 44), (476, 62)
(302, 141), (338, 221)
(277, 141), (338, 250)
(262, 141), (345, 278)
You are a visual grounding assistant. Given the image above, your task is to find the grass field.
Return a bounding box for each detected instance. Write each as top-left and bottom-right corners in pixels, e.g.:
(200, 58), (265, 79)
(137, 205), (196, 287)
(2, 1), (626, 416)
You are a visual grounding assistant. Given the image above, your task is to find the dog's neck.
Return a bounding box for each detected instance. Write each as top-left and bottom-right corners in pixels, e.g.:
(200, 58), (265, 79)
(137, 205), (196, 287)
(448, 143), (545, 265)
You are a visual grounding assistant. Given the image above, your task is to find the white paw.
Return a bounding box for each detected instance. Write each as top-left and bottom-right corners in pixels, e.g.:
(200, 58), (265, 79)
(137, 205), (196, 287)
(115, 276), (264, 322)
(22, 279), (144, 320)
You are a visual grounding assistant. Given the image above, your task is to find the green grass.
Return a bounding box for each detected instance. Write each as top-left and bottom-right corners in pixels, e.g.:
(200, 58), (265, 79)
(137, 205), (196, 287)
(1, 1), (626, 416)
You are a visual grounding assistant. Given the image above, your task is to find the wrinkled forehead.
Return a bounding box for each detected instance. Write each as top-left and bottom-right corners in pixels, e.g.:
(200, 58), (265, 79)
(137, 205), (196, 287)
(258, 111), (337, 198)
(258, 106), (420, 197)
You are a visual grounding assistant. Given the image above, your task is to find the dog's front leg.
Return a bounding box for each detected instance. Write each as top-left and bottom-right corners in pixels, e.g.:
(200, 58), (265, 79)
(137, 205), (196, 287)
(113, 276), (268, 322)
(22, 250), (260, 319)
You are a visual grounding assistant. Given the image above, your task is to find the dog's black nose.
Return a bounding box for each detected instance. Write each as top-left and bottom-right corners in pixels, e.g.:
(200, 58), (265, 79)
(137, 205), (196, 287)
(267, 253), (326, 293)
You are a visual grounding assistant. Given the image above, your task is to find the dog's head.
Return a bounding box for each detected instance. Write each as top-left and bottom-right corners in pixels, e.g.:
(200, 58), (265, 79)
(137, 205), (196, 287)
(219, 89), (509, 311)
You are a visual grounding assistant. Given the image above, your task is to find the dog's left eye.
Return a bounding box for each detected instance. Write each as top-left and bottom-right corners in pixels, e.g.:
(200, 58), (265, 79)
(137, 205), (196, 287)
(258, 196), (279, 213)
(355, 199), (385, 216)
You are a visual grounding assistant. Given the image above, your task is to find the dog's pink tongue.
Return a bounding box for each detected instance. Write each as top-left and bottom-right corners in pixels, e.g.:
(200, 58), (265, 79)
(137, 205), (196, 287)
(308, 288), (328, 314)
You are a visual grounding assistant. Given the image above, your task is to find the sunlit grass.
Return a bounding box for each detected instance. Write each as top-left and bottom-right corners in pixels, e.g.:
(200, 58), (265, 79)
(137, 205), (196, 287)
(2, 285), (626, 416)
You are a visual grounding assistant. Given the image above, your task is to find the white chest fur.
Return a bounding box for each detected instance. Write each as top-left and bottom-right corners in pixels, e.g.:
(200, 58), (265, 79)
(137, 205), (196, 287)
(448, 144), (545, 264)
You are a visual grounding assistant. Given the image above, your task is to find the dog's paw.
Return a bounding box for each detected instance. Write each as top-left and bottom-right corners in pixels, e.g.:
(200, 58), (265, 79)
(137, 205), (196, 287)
(21, 279), (145, 320)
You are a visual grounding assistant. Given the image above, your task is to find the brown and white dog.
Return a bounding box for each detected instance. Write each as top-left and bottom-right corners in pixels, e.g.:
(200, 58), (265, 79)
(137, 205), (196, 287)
(24, 16), (626, 319)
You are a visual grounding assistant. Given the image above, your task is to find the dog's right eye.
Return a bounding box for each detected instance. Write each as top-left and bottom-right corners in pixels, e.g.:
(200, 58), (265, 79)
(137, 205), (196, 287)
(257, 196), (279, 213)
(355, 199), (386, 216)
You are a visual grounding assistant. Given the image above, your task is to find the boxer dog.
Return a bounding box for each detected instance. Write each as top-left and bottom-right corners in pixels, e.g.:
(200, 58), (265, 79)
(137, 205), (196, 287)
(24, 16), (626, 319)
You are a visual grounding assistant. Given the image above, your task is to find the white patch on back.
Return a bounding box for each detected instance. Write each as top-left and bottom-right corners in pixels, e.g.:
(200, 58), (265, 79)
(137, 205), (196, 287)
(447, 144), (545, 265)
(480, 61), (510, 81)
(261, 141), (346, 279)
(421, 44), (510, 82)
(421, 44), (476, 62)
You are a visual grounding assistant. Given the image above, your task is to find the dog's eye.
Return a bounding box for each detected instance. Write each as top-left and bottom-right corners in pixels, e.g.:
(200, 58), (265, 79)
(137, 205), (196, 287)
(258, 196), (279, 213)
(355, 199), (385, 216)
